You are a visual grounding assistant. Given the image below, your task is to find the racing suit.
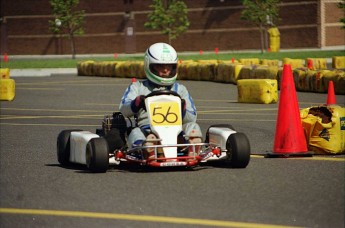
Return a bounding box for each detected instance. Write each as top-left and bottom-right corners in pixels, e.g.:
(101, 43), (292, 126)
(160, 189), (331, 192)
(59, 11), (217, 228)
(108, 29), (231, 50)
(119, 79), (202, 148)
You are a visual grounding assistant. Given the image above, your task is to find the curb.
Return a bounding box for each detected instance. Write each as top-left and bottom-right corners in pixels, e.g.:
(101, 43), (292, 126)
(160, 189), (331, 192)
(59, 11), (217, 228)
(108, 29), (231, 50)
(10, 68), (77, 77)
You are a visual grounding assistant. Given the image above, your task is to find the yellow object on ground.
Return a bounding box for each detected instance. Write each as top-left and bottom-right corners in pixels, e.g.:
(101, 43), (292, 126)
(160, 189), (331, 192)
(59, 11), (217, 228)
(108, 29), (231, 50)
(239, 58), (260, 65)
(305, 58), (327, 70)
(0, 68), (10, 79)
(0, 78), (15, 101)
(268, 27), (280, 52)
(283, 58), (304, 68)
(237, 79), (278, 104)
(332, 56), (345, 69)
(301, 105), (345, 154)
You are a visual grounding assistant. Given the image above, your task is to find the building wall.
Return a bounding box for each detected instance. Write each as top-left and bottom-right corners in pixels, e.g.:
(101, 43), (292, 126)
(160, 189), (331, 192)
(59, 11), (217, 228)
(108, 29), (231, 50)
(0, 0), (344, 55)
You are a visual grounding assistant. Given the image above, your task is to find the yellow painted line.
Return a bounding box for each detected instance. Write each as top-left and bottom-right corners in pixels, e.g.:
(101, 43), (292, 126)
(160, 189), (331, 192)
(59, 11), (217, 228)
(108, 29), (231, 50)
(195, 99), (238, 103)
(16, 79), (119, 85)
(18, 83), (128, 87)
(0, 122), (99, 127)
(295, 156), (345, 162)
(198, 119), (275, 122)
(0, 208), (300, 228)
(0, 114), (103, 120)
(251, 155), (264, 158)
(251, 154), (345, 162)
(199, 108), (277, 113)
(16, 79), (130, 85)
(16, 88), (65, 90)
(83, 103), (120, 107)
(0, 107), (115, 113)
(199, 113), (276, 116)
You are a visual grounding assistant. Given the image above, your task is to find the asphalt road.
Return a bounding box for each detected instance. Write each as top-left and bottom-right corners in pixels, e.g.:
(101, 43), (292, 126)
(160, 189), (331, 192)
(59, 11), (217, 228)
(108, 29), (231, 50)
(0, 74), (344, 228)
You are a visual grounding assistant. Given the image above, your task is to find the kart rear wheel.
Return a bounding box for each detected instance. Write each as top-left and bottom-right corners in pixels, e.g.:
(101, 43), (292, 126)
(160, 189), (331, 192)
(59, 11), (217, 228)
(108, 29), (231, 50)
(86, 137), (109, 173)
(226, 133), (250, 168)
(57, 129), (82, 165)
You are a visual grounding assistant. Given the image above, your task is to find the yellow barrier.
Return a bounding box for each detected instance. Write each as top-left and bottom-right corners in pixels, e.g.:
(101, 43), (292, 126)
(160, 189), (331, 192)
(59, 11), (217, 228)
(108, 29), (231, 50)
(77, 60), (95, 76)
(301, 105), (345, 154)
(323, 70), (345, 95)
(76, 60), (344, 94)
(305, 58), (327, 70)
(283, 58), (304, 68)
(252, 65), (279, 80)
(0, 79), (15, 101)
(332, 56), (345, 69)
(0, 68), (10, 79)
(293, 68), (309, 92)
(239, 58), (260, 65)
(198, 62), (217, 81)
(260, 59), (280, 67)
(237, 79), (278, 104)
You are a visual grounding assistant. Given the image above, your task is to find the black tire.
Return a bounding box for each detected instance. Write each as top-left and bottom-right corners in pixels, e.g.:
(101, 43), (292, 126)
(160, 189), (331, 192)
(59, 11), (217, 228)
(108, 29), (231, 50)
(86, 137), (109, 173)
(226, 132), (251, 168)
(205, 124), (235, 143)
(57, 129), (82, 165)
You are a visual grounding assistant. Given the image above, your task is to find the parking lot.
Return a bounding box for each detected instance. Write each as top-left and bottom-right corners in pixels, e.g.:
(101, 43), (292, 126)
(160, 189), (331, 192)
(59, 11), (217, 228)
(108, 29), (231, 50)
(0, 74), (344, 228)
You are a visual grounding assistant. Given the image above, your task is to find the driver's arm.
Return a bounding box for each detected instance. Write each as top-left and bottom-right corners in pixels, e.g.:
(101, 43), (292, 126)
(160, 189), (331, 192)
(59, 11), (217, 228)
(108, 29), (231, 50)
(119, 82), (140, 117)
(176, 84), (197, 123)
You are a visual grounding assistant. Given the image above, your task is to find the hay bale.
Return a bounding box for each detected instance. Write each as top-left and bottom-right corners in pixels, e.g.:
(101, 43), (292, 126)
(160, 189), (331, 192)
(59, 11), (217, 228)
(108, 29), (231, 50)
(239, 58), (260, 65)
(283, 58), (304, 68)
(332, 56), (345, 69)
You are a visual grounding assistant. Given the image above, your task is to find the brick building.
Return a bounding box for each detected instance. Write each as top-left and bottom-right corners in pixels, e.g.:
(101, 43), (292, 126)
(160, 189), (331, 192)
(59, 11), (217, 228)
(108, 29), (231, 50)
(0, 0), (344, 55)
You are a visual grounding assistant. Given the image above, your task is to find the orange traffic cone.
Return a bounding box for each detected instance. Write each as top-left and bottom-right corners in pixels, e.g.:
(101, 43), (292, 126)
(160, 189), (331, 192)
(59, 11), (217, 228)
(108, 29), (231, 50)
(266, 64), (313, 158)
(326, 81), (336, 105)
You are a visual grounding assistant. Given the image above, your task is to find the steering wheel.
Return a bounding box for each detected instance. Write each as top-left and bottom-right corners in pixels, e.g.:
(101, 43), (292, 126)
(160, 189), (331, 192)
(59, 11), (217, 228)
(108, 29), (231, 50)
(145, 90), (181, 99)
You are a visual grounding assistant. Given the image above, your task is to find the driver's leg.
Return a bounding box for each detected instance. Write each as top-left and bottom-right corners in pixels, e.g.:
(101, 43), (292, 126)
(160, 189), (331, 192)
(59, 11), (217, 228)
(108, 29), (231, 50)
(183, 122), (203, 156)
(128, 127), (146, 149)
(128, 128), (163, 159)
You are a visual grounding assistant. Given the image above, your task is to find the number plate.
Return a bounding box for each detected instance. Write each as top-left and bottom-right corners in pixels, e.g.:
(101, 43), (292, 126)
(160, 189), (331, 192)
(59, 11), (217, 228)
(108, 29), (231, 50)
(149, 101), (182, 126)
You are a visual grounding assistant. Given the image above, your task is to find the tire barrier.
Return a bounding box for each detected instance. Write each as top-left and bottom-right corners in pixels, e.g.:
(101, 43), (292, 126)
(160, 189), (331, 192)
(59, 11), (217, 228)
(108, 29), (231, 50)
(283, 58), (305, 68)
(300, 105), (345, 154)
(77, 57), (345, 94)
(305, 58), (327, 70)
(260, 59), (280, 67)
(0, 68), (15, 101)
(291, 68), (345, 94)
(216, 62), (243, 83)
(237, 79), (278, 104)
(239, 58), (260, 65)
(0, 68), (10, 79)
(0, 79), (15, 101)
(332, 56), (345, 69)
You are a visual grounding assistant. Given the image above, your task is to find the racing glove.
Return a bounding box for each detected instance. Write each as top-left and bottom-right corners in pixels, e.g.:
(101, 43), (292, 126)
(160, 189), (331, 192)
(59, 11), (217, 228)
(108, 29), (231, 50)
(131, 95), (145, 113)
(181, 99), (187, 118)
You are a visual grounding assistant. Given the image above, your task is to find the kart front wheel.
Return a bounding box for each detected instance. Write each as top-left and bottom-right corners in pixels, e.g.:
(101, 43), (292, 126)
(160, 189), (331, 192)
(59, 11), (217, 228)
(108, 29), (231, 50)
(86, 137), (109, 173)
(57, 129), (82, 166)
(226, 133), (250, 168)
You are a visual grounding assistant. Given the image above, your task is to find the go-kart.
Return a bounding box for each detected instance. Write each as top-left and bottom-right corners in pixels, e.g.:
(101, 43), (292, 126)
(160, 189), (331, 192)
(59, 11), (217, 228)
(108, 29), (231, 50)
(57, 90), (251, 172)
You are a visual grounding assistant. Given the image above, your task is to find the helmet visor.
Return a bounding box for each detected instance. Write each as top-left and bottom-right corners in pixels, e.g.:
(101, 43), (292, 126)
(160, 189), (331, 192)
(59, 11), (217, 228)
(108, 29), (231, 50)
(150, 64), (177, 78)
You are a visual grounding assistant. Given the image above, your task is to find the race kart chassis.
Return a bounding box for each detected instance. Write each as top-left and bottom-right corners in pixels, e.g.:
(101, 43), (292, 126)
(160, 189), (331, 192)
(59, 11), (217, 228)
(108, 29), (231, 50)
(114, 142), (222, 167)
(57, 91), (250, 172)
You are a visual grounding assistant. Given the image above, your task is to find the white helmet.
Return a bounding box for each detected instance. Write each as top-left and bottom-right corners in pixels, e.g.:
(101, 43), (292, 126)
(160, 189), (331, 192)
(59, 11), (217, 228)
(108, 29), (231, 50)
(144, 42), (178, 86)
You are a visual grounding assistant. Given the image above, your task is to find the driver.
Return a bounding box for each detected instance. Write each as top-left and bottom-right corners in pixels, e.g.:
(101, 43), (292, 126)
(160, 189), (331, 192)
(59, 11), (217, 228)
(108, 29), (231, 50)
(119, 42), (202, 159)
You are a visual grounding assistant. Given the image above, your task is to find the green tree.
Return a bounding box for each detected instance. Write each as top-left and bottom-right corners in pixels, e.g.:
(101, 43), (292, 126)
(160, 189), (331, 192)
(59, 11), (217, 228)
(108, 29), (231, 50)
(338, 0), (345, 29)
(241, 0), (281, 53)
(145, 0), (190, 44)
(49, 0), (85, 59)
